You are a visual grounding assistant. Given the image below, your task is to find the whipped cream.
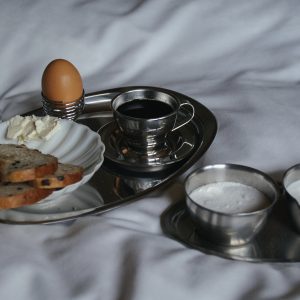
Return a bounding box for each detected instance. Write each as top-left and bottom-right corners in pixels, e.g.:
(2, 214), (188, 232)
(6, 115), (60, 143)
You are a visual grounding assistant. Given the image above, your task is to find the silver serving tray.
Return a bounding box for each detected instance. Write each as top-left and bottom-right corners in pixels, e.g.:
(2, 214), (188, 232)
(161, 198), (300, 263)
(0, 86), (217, 224)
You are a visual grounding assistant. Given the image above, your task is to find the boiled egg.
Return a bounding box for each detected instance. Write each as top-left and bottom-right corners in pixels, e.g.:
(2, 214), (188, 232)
(42, 59), (83, 103)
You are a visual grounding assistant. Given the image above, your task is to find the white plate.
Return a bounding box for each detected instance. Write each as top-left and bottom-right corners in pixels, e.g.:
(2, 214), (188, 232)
(0, 119), (105, 201)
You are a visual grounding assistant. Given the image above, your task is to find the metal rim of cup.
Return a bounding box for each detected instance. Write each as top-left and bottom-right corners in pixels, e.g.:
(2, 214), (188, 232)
(111, 88), (179, 120)
(185, 163), (280, 217)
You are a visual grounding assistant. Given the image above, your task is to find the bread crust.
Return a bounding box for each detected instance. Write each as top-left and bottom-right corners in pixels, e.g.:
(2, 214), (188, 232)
(0, 184), (52, 209)
(2, 162), (58, 182)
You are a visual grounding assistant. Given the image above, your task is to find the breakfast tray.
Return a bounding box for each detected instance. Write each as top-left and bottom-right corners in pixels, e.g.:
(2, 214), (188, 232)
(0, 86), (217, 224)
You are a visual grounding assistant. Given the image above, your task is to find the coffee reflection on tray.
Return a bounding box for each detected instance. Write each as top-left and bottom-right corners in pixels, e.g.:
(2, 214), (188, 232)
(114, 176), (162, 198)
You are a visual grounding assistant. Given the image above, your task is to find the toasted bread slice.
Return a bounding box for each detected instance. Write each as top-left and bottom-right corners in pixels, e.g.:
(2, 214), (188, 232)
(31, 163), (83, 189)
(0, 183), (52, 209)
(0, 144), (58, 182)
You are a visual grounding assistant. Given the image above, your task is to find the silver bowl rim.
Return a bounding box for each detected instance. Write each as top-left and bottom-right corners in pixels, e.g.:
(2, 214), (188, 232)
(282, 163), (300, 208)
(184, 163), (280, 217)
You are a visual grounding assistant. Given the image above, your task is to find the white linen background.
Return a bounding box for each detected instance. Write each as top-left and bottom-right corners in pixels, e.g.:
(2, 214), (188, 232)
(0, 0), (300, 299)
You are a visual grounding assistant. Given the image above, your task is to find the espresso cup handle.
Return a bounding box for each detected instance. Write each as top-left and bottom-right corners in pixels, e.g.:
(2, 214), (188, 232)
(171, 102), (195, 132)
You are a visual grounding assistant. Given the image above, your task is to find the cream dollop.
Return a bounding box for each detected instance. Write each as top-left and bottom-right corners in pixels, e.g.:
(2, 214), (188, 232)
(6, 115), (60, 143)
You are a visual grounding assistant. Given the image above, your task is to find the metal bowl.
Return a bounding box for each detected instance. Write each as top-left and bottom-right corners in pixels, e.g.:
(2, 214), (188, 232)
(184, 164), (279, 247)
(282, 164), (300, 234)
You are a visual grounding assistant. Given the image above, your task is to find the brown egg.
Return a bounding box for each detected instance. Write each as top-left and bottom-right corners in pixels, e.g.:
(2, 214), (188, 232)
(42, 59), (83, 103)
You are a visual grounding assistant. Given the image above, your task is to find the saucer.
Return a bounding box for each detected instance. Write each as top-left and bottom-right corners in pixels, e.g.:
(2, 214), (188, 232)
(99, 121), (200, 172)
(161, 202), (300, 262)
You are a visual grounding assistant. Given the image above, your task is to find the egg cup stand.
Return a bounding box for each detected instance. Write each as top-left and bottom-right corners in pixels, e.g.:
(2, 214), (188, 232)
(0, 86), (217, 225)
(161, 194), (300, 262)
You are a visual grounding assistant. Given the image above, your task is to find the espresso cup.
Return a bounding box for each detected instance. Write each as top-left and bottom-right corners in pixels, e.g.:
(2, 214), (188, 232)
(111, 88), (194, 153)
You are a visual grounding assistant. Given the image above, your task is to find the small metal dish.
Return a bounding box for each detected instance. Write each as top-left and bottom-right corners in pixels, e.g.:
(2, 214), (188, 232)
(282, 164), (300, 234)
(161, 201), (300, 262)
(185, 164), (279, 246)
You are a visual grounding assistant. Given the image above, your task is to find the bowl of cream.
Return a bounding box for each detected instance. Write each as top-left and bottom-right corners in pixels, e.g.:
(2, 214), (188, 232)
(185, 164), (279, 247)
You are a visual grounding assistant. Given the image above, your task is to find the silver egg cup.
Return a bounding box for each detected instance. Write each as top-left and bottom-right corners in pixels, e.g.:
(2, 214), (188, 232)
(41, 91), (85, 120)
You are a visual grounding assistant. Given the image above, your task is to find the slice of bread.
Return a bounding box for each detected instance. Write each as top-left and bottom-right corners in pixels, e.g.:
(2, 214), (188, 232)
(0, 183), (53, 209)
(31, 163), (83, 189)
(0, 144), (58, 183)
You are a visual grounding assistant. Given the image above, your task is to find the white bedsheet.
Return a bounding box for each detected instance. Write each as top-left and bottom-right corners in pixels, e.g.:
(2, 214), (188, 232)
(0, 0), (300, 299)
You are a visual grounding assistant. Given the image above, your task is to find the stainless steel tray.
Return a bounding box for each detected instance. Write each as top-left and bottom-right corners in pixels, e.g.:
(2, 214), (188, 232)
(0, 86), (217, 224)
(161, 197), (300, 263)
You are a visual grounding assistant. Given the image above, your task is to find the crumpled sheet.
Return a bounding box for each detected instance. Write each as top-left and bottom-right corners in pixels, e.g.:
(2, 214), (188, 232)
(0, 0), (300, 299)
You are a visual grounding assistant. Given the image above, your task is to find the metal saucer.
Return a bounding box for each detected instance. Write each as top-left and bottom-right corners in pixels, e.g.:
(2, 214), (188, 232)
(161, 201), (300, 262)
(99, 121), (200, 172)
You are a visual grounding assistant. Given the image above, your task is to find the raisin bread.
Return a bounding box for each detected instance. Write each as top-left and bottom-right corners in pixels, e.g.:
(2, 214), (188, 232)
(0, 144), (58, 182)
(31, 163), (83, 189)
(0, 183), (52, 209)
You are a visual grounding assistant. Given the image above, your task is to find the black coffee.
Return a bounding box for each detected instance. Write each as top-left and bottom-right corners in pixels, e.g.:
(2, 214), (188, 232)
(117, 99), (173, 119)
